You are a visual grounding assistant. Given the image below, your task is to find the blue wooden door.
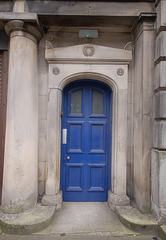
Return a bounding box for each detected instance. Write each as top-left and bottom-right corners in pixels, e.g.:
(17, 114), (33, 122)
(61, 81), (112, 201)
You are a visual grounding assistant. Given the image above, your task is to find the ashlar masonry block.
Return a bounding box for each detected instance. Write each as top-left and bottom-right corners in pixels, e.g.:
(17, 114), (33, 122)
(154, 61), (166, 89)
(153, 120), (166, 149)
(151, 150), (166, 212)
(156, 0), (166, 31)
(154, 91), (166, 119)
(155, 31), (166, 62)
(152, 149), (166, 181)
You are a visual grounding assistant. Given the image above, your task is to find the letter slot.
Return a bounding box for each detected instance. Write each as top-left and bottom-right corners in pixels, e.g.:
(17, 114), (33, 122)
(62, 129), (67, 144)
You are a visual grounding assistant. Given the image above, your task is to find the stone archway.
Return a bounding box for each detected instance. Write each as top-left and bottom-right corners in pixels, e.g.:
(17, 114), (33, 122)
(42, 44), (132, 209)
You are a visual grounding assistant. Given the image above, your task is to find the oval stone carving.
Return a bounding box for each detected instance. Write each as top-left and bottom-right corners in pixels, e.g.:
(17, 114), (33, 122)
(52, 67), (60, 75)
(117, 68), (124, 76)
(83, 45), (95, 57)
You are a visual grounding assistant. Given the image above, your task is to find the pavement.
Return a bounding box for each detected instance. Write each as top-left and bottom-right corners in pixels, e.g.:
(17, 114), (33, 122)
(0, 202), (162, 240)
(0, 234), (161, 240)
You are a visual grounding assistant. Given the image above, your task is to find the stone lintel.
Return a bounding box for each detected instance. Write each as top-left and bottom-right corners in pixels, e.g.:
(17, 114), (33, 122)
(5, 20), (43, 42)
(45, 43), (132, 64)
(108, 191), (130, 211)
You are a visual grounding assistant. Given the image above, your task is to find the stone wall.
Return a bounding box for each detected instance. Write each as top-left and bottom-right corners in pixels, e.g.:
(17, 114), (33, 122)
(151, 0), (166, 224)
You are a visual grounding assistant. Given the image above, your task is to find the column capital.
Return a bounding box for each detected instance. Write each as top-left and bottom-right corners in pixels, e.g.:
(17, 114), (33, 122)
(5, 20), (42, 42)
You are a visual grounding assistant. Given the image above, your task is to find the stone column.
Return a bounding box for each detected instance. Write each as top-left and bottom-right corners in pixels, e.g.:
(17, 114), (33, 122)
(42, 87), (62, 208)
(1, 20), (41, 213)
(132, 15), (155, 213)
(152, 0), (166, 224)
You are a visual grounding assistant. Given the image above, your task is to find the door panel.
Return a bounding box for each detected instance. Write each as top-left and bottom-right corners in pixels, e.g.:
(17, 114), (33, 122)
(67, 121), (84, 153)
(89, 122), (106, 153)
(61, 81), (112, 201)
(65, 163), (84, 192)
(87, 164), (106, 192)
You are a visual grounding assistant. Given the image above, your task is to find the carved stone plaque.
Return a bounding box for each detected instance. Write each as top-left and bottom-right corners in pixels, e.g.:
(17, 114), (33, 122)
(83, 45), (95, 57)
(117, 68), (124, 76)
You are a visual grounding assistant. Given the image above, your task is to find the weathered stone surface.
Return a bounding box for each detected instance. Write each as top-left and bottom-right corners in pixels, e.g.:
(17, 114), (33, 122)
(38, 161), (46, 181)
(154, 61), (166, 89)
(39, 202), (135, 236)
(151, 150), (166, 221)
(151, 176), (159, 206)
(116, 206), (158, 231)
(13, 0), (25, 13)
(39, 119), (47, 138)
(38, 137), (46, 162)
(46, 89), (62, 196)
(38, 180), (45, 197)
(155, 31), (166, 62)
(132, 21), (154, 213)
(153, 121), (166, 149)
(42, 191), (62, 207)
(154, 91), (166, 119)
(108, 191), (130, 211)
(38, 95), (47, 119)
(156, 0), (166, 30)
(27, 1), (154, 16)
(152, 150), (166, 181)
(1, 26), (38, 213)
(0, 204), (56, 234)
(133, 114), (152, 212)
(160, 180), (166, 208)
(38, 49), (48, 96)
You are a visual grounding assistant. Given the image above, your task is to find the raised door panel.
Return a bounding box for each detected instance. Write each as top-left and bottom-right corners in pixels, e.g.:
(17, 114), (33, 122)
(67, 121), (85, 154)
(89, 121), (106, 154)
(65, 163), (84, 192)
(87, 164), (106, 192)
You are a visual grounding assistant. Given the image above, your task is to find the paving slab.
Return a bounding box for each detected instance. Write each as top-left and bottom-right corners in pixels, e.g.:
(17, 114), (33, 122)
(0, 204), (56, 235)
(0, 202), (161, 239)
(0, 233), (161, 240)
(37, 202), (137, 235)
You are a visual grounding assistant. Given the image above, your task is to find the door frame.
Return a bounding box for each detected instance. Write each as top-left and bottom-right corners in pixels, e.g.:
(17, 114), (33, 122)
(42, 43), (132, 209)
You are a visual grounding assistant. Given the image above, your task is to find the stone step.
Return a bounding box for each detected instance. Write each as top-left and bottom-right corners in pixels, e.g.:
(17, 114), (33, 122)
(159, 225), (166, 240)
(0, 204), (56, 235)
(116, 206), (158, 232)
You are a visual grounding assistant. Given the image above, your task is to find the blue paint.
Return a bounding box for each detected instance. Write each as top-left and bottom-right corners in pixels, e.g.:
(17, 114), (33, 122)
(61, 80), (112, 201)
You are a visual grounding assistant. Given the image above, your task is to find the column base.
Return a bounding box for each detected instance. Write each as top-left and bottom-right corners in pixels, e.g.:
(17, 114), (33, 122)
(108, 191), (130, 211)
(0, 204), (55, 234)
(152, 201), (166, 224)
(41, 191), (62, 210)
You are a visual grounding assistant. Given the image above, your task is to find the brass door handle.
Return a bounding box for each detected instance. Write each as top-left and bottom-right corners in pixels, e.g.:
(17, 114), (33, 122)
(66, 156), (70, 160)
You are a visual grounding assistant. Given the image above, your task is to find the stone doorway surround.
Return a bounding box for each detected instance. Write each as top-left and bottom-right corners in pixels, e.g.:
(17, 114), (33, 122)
(42, 43), (132, 208)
